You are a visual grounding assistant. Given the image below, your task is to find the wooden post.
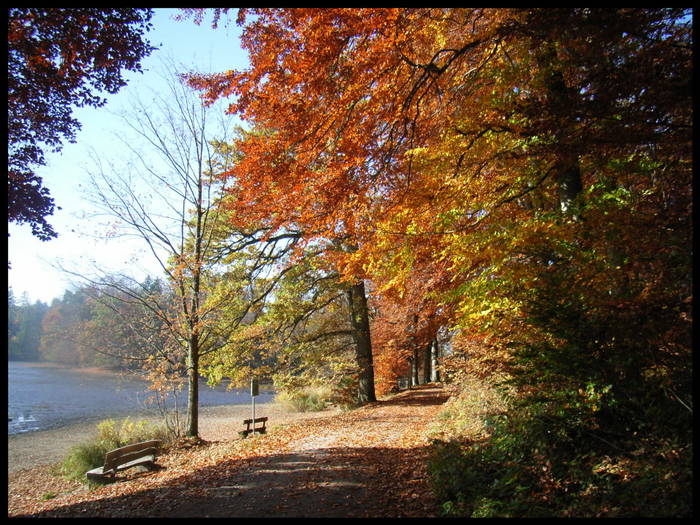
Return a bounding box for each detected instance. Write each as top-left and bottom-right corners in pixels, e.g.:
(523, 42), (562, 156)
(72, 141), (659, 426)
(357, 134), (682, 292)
(251, 377), (259, 432)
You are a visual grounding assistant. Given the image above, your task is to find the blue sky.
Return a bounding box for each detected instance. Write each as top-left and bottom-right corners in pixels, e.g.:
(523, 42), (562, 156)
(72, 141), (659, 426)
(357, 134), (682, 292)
(8, 8), (249, 304)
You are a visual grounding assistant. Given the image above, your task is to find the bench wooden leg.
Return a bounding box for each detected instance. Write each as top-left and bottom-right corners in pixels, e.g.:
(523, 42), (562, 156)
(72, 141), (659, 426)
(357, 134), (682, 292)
(86, 466), (112, 483)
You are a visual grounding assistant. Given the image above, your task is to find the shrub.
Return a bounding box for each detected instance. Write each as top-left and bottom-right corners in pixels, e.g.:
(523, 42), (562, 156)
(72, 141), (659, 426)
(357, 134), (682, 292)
(276, 385), (331, 412)
(329, 374), (363, 410)
(428, 386), (693, 518)
(59, 417), (170, 483)
(59, 441), (108, 483)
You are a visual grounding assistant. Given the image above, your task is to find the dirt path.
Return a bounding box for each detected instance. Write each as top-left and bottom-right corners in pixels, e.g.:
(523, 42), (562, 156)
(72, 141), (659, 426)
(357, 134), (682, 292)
(8, 385), (449, 518)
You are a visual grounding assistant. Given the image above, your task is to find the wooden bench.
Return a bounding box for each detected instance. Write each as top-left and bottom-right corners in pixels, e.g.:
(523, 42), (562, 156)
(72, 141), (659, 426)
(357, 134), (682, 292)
(86, 440), (162, 482)
(239, 417), (268, 438)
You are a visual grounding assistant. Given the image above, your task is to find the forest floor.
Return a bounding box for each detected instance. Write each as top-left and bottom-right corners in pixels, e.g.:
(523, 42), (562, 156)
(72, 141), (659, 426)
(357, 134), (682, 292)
(7, 384), (450, 518)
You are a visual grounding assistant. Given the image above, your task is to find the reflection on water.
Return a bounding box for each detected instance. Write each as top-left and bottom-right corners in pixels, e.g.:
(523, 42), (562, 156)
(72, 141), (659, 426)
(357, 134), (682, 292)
(9, 410), (39, 433)
(8, 361), (273, 435)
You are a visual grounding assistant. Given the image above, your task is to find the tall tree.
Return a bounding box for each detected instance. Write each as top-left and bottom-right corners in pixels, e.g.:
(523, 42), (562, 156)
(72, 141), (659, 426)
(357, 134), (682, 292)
(8, 8), (155, 241)
(184, 8), (691, 453)
(39, 290), (90, 365)
(8, 288), (18, 353)
(183, 8), (389, 403)
(74, 278), (170, 370)
(80, 61), (236, 438)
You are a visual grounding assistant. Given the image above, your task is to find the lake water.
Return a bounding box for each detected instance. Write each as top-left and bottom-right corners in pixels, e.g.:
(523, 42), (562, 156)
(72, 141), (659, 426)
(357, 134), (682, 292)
(7, 361), (274, 435)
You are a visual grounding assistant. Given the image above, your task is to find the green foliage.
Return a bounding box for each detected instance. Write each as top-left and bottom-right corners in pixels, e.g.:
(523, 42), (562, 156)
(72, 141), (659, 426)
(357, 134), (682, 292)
(429, 334), (692, 518)
(201, 243), (363, 408)
(59, 418), (170, 484)
(60, 441), (107, 484)
(430, 397), (692, 517)
(431, 138), (692, 516)
(430, 376), (509, 442)
(28, 277), (176, 370)
(8, 291), (48, 361)
(93, 417), (170, 450)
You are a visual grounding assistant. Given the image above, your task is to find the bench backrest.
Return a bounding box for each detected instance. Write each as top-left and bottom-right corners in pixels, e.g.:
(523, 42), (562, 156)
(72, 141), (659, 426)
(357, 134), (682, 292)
(104, 440), (161, 472)
(243, 417), (268, 425)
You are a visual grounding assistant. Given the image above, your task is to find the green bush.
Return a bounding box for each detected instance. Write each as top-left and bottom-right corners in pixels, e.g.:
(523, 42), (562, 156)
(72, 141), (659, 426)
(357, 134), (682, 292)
(428, 393), (693, 518)
(59, 417), (170, 483)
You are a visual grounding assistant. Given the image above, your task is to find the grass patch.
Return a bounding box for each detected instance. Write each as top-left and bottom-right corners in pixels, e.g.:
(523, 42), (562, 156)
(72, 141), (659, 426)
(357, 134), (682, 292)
(59, 417), (172, 484)
(275, 385), (332, 412)
(427, 374), (509, 443)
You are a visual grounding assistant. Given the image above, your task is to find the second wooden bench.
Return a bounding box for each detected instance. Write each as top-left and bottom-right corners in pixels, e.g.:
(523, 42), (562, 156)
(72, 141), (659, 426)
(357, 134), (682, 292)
(239, 417), (268, 438)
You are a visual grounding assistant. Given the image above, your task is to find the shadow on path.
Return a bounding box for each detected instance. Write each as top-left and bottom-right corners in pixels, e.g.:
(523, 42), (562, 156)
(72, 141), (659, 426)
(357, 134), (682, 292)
(23, 445), (435, 518)
(20, 385), (448, 518)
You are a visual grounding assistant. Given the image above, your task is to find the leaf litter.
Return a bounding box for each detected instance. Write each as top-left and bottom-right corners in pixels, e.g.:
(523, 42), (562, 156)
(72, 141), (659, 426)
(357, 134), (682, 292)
(8, 385), (449, 518)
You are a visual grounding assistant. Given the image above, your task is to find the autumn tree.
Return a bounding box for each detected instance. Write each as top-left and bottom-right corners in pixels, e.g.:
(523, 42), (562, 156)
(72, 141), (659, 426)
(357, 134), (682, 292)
(78, 61), (239, 438)
(225, 249), (360, 403)
(370, 258), (451, 395)
(184, 8), (691, 514)
(183, 8), (385, 403)
(193, 143), (363, 404)
(38, 289), (91, 365)
(186, 5), (689, 401)
(8, 8), (156, 242)
(75, 277), (173, 371)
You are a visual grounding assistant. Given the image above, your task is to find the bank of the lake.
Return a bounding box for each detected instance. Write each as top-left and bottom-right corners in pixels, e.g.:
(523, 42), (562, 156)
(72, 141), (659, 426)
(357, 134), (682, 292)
(8, 402), (341, 473)
(8, 361), (275, 435)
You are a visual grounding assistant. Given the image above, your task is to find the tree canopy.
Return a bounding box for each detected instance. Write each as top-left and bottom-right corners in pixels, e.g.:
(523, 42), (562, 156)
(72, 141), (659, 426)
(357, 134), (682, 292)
(8, 9), (691, 516)
(8, 7), (156, 240)
(184, 6), (691, 392)
(181, 8), (692, 515)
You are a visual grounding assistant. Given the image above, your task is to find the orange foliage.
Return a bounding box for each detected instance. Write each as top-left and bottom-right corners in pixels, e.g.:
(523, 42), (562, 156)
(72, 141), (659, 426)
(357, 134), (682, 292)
(183, 8), (692, 394)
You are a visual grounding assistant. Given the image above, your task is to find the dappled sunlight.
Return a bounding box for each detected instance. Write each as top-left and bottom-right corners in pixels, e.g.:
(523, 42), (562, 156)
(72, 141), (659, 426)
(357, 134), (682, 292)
(9, 387), (448, 518)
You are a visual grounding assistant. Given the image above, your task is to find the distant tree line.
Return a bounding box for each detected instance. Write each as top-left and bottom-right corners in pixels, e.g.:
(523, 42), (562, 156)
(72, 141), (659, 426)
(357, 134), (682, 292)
(8, 288), (47, 361)
(8, 278), (174, 370)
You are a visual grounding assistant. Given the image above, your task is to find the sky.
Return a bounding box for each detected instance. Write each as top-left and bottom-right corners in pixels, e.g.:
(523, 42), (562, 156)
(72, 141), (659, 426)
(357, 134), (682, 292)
(7, 8), (249, 305)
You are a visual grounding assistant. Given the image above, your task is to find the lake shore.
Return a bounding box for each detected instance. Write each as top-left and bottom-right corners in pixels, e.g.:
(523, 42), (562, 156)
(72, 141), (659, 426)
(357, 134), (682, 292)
(8, 402), (340, 473)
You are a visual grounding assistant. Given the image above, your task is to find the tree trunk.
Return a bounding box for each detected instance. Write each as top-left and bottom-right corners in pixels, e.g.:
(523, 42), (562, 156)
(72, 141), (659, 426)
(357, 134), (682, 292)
(186, 335), (199, 437)
(411, 348), (419, 386)
(423, 342), (432, 384)
(555, 158), (582, 217)
(430, 338), (440, 383)
(347, 281), (376, 403)
(537, 43), (584, 219)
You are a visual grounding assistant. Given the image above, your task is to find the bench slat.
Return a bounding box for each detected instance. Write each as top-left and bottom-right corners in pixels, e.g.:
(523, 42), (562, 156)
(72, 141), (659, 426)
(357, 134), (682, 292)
(87, 440), (162, 482)
(105, 440), (161, 460)
(86, 466), (106, 482)
(242, 417), (268, 424)
(104, 440), (160, 471)
(106, 448), (158, 471)
(239, 417), (268, 438)
(116, 455), (156, 471)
